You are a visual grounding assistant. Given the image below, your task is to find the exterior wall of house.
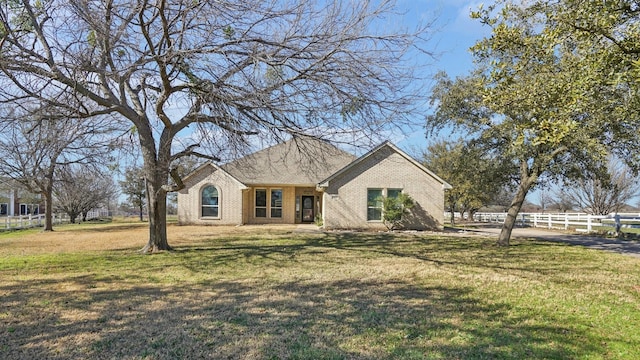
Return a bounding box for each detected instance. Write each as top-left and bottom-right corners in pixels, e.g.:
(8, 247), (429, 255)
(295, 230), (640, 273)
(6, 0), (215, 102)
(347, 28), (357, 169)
(0, 187), (42, 216)
(242, 186), (295, 224)
(177, 166), (244, 225)
(0, 190), (11, 216)
(322, 146), (445, 230)
(239, 186), (322, 225)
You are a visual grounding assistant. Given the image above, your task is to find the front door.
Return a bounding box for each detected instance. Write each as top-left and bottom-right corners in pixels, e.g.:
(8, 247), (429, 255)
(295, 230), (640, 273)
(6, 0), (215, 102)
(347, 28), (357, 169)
(301, 196), (314, 222)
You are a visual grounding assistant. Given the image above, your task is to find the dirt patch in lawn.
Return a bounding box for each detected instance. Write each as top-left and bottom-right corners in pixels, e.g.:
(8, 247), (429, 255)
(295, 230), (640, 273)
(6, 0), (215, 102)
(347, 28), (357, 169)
(0, 223), (301, 255)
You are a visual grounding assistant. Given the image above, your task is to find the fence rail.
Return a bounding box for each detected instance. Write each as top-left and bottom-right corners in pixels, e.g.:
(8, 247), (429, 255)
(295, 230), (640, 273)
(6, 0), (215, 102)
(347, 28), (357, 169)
(85, 209), (111, 219)
(470, 212), (640, 232)
(1, 214), (70, 231)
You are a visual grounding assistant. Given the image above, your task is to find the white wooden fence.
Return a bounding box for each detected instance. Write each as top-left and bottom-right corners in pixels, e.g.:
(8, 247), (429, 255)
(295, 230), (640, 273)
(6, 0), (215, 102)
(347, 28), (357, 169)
(85, 208), (111, 219)
(471, 212), (640, 232)
(2, 213), (70, 231)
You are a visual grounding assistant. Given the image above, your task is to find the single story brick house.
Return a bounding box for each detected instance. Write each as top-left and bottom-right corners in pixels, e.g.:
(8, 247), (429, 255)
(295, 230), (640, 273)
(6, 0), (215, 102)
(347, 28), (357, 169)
(177, 138), (452, 230)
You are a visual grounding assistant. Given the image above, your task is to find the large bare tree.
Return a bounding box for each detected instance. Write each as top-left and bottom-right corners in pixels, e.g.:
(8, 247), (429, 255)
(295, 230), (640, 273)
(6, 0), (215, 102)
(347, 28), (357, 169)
(562, 158), (640, 215)
(0, 0), (432, 252)
(0, 106), (117, 231)
(54, 164), (119, 223)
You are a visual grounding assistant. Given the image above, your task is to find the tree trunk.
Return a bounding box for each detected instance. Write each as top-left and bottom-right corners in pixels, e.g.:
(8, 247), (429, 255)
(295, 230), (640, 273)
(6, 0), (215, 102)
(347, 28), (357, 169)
(141, 179), (170, 253)
(498, 180), (535, 246)
(43, 183), (54, 231)
(469, 210), (477, 222)
(447, 194), (457, 226)
(137, 119), (175, 253)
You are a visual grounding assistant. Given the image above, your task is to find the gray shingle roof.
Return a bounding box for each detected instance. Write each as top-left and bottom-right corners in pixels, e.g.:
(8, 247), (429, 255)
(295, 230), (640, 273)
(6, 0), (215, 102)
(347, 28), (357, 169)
(221, 138), (357, 186)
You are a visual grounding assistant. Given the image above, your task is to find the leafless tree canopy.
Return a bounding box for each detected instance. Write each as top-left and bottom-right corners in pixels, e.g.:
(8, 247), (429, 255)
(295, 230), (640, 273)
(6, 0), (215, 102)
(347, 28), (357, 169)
(0, 0), (429, 150)
(562, 157), (640, 215)
(0, 0), (433, 250)
(0, 105), (118, 230)
(54, 164), (118, 224)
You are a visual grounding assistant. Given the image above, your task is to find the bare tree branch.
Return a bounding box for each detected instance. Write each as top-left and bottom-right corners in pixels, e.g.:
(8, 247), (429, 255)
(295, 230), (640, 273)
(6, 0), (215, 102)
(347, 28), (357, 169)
(0, 0), (434, 251)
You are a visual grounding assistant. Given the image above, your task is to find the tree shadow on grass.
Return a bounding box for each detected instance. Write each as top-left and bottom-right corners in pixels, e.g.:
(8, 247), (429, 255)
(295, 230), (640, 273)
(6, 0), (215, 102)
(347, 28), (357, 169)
(0, 274), (611, 360)
(0, 231), (635, 359)
(174, 231), (584, 277)
(60, 223), (148, 233)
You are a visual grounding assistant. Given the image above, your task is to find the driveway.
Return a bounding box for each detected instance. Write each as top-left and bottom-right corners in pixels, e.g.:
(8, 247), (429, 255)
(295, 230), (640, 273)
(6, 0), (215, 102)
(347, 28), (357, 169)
(461, 225), (640, 258)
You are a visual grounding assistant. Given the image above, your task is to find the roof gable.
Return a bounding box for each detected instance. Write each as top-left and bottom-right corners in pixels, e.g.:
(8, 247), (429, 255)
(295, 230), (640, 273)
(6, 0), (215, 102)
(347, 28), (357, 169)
(181, 162), (248, 189)
(319, 141), (452, 189)
(221, 137), (357, 186)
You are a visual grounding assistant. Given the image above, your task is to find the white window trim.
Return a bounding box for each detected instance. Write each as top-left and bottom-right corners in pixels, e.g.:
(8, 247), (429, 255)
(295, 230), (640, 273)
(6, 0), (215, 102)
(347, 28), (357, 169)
(201, 185), (221, 219)
(19, 203), (39, 216)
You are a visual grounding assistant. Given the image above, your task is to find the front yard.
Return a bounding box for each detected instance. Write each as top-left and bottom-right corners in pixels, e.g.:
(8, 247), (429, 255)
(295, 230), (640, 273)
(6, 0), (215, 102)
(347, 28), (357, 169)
(1, 222), (639, 359)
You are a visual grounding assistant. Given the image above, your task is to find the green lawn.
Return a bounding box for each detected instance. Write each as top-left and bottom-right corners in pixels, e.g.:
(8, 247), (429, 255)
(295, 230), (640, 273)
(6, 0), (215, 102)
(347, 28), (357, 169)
(1, 224), (639, 359)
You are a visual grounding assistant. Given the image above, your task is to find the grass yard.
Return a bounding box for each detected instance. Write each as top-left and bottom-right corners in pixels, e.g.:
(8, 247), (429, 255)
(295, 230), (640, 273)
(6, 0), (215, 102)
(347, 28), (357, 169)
(1, 222), (639, 359)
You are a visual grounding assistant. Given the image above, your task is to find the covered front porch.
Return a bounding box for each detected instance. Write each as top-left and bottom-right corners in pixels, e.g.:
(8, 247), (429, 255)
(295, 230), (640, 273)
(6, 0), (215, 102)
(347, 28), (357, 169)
(242, 186), (323, 225)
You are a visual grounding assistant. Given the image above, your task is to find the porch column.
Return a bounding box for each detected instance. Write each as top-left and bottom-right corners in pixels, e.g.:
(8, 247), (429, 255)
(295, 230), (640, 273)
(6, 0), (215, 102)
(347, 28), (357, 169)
(9, 189), (15, 216)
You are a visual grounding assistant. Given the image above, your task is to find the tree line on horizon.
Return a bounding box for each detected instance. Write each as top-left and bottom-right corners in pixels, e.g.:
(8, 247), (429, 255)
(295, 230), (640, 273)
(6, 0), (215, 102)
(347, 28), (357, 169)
(0, 0), (638, 248)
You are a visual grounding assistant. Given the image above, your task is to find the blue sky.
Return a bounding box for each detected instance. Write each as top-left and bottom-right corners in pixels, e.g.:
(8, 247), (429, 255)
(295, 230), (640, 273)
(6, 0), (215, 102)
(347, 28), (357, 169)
(388, 2), (556, 204)
(393, 0), (491, 153)
(413, 0), (489, 77)
(396, 1), (564, 206)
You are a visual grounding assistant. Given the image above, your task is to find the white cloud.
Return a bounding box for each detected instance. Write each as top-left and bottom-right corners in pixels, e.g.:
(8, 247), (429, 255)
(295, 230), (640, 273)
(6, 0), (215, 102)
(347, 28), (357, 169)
(449, 2), (491, 37)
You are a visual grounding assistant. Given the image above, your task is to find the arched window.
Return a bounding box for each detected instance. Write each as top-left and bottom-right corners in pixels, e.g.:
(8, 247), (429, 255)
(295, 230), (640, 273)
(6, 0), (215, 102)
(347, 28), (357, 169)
(201, 185), (219, 218)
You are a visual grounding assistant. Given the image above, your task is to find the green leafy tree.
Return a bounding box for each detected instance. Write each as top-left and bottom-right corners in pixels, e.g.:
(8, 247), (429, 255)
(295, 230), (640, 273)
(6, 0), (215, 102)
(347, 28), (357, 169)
(428, 1), (640, 246)
(382, 193), (414, 231)
(422, 141), (462, 224)
(0, 0), (433, 252)
(423, 139), (512, 225)
(119, 167), (146, 222)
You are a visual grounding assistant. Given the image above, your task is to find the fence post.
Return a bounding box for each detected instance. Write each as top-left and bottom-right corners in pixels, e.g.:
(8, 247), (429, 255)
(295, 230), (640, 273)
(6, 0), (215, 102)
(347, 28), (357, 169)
(587, 214), (592, 232)
(533, 213), (538, 228)
(547, 214), (552, 229)
(565, 213), (569, 230)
